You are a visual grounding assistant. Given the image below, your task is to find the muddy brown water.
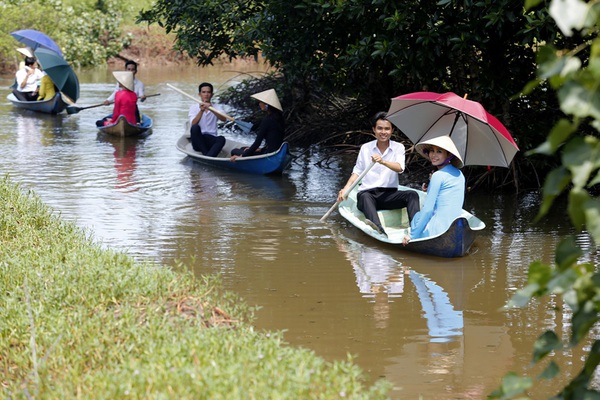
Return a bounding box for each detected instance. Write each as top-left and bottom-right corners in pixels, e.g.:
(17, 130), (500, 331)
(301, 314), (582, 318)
(1, 62), (598, 398)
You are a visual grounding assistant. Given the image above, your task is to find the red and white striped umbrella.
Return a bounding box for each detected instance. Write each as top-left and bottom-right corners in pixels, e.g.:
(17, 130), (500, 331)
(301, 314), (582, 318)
(386, 91), (519, 168)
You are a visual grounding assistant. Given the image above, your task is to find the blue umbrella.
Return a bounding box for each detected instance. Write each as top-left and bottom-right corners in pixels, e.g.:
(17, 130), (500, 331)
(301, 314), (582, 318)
(34, 48), (79, 102)
(10, 29), (63, 56)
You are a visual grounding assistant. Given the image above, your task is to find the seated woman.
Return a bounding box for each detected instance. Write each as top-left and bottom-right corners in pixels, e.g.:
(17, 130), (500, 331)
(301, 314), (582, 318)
(96, 71), (139, 127)
(403, 135), (465, 245)
(37, 74), (56, 101)
(230, 88), (284, 160)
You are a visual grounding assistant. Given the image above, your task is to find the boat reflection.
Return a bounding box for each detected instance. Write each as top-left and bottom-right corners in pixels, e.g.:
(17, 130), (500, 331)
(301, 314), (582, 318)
(183, 160), (297, 202)
(12, 109), (70, 145)
(332, 228), (463, 340)
(97, 134), (142, 191)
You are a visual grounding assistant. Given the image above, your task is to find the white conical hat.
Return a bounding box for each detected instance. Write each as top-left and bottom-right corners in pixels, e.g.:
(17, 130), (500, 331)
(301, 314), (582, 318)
(16, 47), (34, 58)
(415, 135), (464, 169)
(112, 71), (134, 91)
(251, 89), (282, 111)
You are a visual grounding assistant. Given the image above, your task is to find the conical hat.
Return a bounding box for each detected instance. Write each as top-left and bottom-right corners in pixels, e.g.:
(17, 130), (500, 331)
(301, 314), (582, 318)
(251, 89), (282, 111)
(112, 71), (134, 92)
(17, 47), (34, 58)
(415, 135), (464, 169)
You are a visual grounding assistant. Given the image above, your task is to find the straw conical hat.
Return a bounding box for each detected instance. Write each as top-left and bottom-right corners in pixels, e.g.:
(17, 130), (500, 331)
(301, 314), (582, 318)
(251, 89), (282, 111)
(415, 135), (464, 169)
(112, 71), (135, 92)
(16, 47), (34, 58)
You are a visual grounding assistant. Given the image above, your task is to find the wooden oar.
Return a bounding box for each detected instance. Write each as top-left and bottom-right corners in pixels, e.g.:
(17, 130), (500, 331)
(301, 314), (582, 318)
(66, 93), (161, 115)
(166, 83), (253, 134)
(320, 160), (376, 222)
(66, 102), (106, 114)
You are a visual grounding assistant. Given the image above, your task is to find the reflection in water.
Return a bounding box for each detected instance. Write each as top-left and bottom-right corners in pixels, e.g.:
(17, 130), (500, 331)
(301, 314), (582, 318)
(97, 134), (144, 191)
(409, 270), (463, 342)
(334, 231), (463, 341)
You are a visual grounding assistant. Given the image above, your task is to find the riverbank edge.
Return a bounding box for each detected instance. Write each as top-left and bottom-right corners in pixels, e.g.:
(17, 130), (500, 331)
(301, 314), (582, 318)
(0, 176), (390, 398)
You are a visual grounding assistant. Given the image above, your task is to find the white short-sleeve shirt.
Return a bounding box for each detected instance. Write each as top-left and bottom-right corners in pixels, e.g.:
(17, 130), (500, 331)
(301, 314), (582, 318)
(352, 139), (406, 192)
(188, 103), (224, 136)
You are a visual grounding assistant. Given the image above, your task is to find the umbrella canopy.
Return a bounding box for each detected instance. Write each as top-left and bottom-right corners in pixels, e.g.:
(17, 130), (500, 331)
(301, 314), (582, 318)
(10, 29), (63, 56)
(386, 91), (519, 168)
(34, 48), (79, 102)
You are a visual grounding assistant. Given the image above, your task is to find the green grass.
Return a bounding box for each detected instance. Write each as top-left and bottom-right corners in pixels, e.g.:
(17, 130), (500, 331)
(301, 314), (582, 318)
(0, 176), (391, 399)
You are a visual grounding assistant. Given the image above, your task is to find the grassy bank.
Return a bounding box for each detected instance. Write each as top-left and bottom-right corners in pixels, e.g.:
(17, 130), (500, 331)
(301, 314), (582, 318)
(0, 176), (390, 398)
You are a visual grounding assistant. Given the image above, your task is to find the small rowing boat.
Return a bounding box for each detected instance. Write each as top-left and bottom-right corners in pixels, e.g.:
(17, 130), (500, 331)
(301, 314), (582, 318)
(338, 185), (486, 257)
(97, 114), (153, 137)
(7, 92), (69, 114)
(176, 128), (292, 175)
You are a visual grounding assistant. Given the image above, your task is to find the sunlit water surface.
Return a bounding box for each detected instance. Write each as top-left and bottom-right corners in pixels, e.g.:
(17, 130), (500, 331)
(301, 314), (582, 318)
(1, 63), (598, 399)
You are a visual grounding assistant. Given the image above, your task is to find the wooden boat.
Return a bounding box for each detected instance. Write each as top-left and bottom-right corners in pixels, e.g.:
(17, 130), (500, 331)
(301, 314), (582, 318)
(338, 185), (486, 258)
(176, 129), (292, 175)
(97, 114), (153, 137)
(7, 92), (69, 114)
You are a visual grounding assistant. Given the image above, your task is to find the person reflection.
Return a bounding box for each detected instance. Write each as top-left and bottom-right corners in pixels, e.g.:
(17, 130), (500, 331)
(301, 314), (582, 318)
(101, 136), (139, 191)
(409, 270), (463, 342)
(353, 246), (406, 297)
(335, 233), (463, 340)
(335, 236), (407, 329)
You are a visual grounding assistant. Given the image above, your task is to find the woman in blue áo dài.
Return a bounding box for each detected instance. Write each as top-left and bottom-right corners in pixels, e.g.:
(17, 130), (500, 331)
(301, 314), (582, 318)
(403, 135), (465, 245)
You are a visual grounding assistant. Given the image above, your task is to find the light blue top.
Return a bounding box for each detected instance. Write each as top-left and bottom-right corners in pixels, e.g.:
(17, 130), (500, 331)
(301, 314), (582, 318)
(409, 164), (465, 240)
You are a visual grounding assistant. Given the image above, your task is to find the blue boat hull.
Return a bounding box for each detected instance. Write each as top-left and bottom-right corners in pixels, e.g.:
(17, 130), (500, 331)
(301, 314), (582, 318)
(176, 134), (292, 175)
(7, 93), (68, 114)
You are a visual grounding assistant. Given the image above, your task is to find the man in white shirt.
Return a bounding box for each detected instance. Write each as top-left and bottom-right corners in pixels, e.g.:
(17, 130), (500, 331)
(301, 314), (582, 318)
(187, 82), (227, 157)
(337, 112), (420, 237)
(14, 56), (44, 101)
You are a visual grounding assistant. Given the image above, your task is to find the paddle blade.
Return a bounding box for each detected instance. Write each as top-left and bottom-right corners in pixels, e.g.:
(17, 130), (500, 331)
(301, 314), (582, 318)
(235, 120), (253, 134)
(66, 106), (80, 114)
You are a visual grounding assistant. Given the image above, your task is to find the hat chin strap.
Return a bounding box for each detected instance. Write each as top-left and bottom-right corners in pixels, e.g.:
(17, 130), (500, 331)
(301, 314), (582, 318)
(440, 155), (454, 166)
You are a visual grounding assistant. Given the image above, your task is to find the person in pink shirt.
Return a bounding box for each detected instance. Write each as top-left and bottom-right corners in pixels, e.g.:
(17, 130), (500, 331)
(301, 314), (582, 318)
(96, 71), (139, 127)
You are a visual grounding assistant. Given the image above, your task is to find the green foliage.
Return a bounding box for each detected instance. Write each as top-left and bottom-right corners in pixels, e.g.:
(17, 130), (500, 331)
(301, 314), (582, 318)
(492, 0), (600, 398)
(0, 175), (391, 398)
(0, 0), (141, 71)
(138, 0), (559, 110)
(56, 0), (130, 67)
(138, 0), (577, 190)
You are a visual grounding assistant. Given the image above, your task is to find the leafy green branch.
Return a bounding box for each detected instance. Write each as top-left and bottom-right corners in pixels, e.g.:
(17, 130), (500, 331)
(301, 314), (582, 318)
(492, 0), (600, 398)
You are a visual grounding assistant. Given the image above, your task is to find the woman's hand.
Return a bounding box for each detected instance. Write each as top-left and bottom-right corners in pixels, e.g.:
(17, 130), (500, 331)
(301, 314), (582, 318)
(230, 155), (240, 162)
(402, 235), (411, 246)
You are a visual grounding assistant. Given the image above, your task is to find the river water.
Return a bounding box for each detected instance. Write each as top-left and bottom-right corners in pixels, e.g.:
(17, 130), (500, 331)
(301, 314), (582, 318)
(1, 62), (598, 399)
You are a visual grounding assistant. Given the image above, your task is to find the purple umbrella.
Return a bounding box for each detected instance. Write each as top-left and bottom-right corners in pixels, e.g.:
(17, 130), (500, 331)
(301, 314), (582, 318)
(10, 29), (62, 57)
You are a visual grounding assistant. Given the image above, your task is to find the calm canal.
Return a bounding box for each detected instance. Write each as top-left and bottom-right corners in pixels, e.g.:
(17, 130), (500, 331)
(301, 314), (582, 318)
(1, 62), (598, 399)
